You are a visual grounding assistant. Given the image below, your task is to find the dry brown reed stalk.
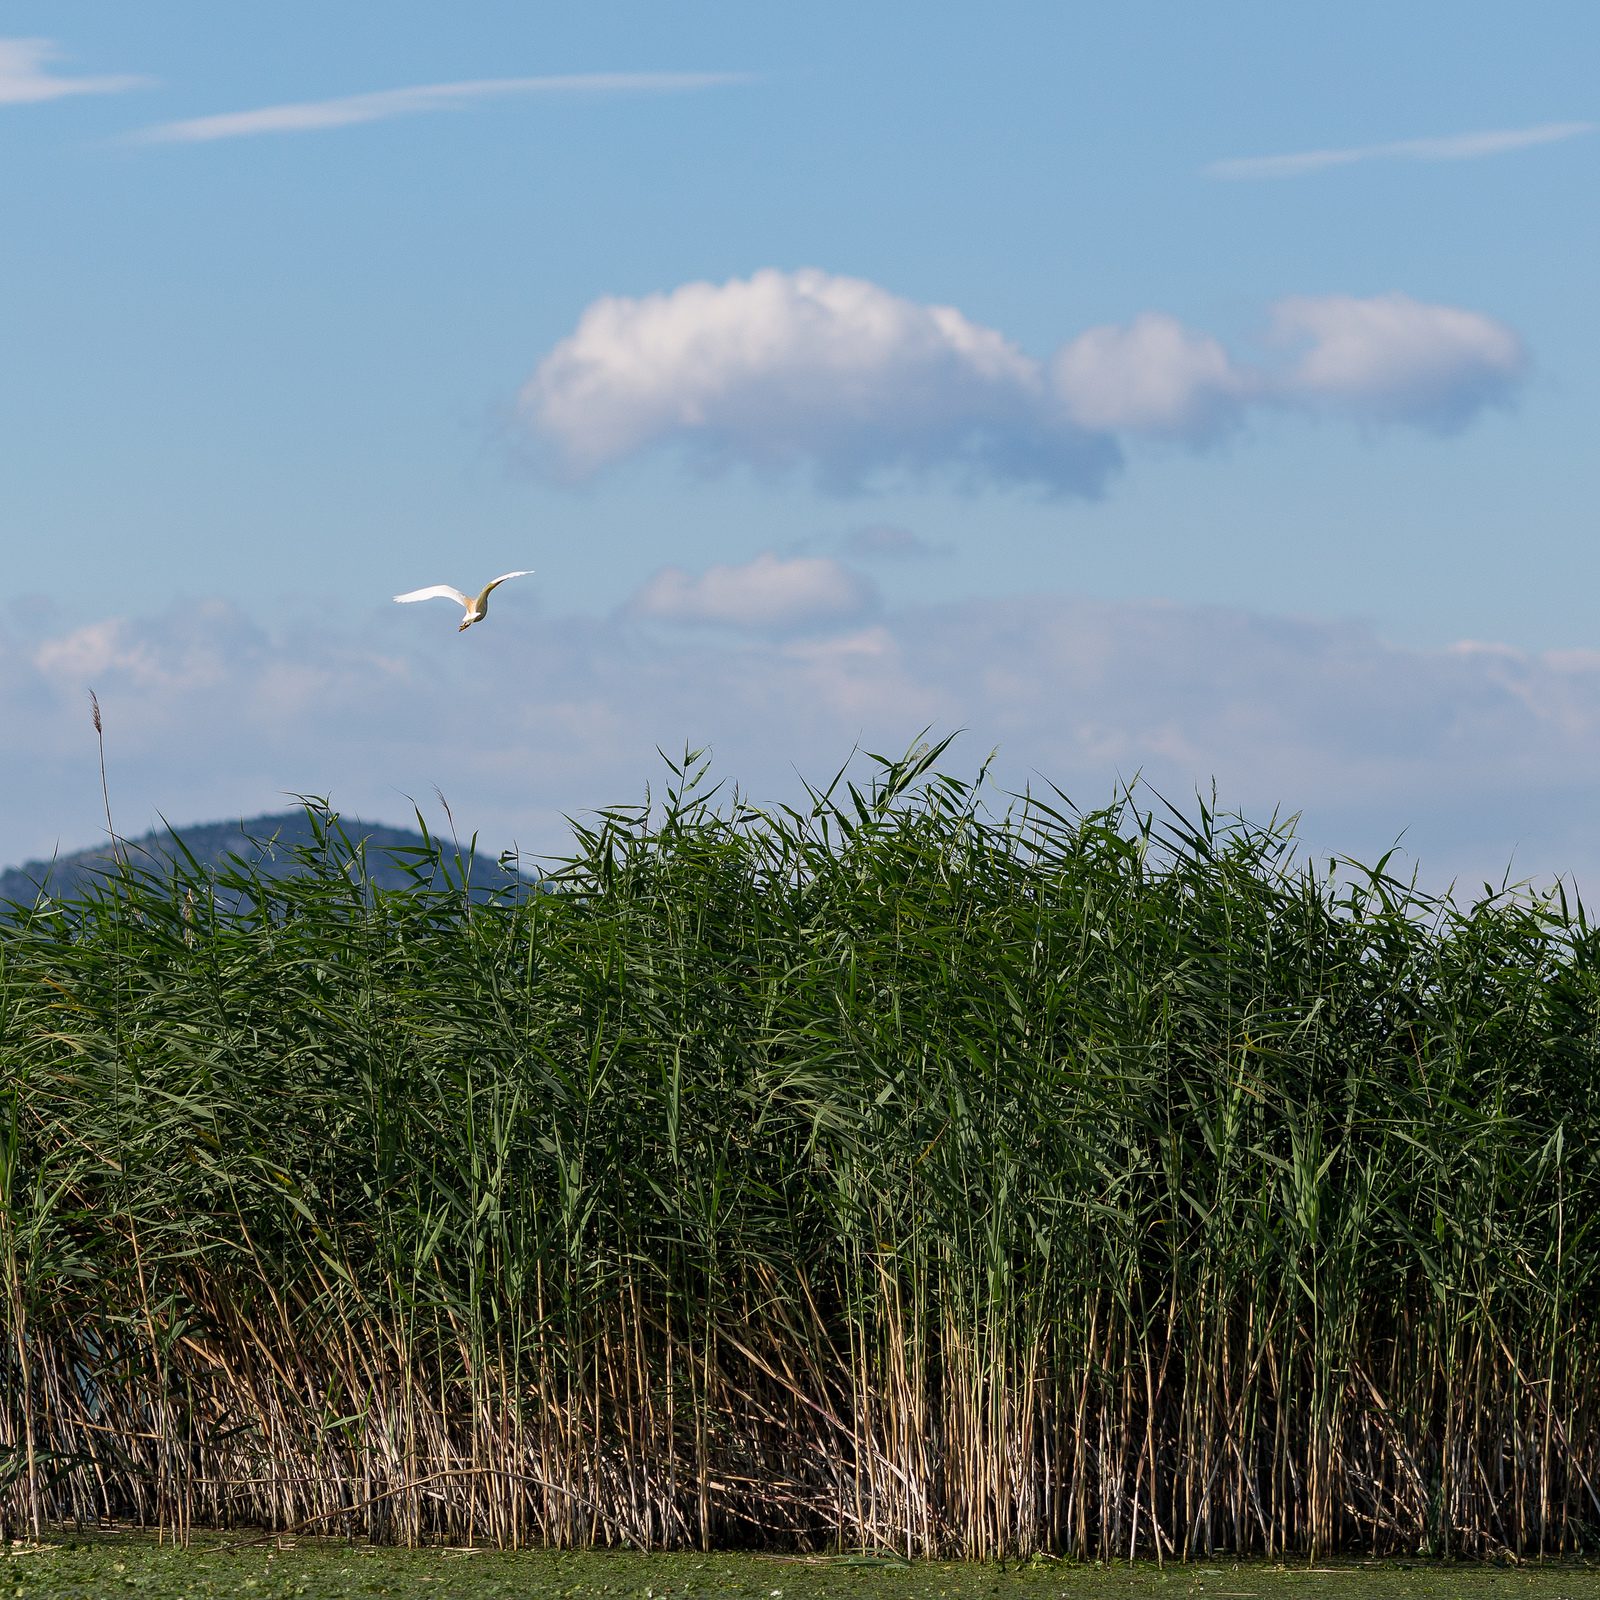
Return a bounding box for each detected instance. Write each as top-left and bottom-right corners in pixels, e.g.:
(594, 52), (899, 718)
(3, 747), (1600, 1557)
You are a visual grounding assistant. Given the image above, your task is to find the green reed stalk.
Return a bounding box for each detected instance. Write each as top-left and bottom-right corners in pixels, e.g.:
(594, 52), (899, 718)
(2, 745), (1599, 1556)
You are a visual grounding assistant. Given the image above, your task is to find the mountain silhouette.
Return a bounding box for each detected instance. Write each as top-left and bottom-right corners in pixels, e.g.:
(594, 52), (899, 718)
(0, 809), (523, 905)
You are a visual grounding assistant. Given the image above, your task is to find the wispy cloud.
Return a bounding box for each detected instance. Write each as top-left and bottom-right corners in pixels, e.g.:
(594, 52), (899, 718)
(520, 269), (1527, 496)
(0, 38), (146, 106)
(1208, 120), (1594, 180)
(133, 71), (749, 144)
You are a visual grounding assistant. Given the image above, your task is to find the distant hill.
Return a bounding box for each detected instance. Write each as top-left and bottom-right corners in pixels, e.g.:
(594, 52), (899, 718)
(0, 810), (524, 905)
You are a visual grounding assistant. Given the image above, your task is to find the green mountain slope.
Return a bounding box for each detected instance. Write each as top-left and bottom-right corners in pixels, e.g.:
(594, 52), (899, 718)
(0, 809), (520, 903)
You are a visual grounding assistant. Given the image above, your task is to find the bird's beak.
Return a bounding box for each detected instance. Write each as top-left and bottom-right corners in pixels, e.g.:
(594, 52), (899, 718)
(458, 619), (471, 632)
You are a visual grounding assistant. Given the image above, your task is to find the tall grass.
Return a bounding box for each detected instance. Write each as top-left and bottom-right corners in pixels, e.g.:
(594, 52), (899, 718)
(2, 743), (1599, 1559)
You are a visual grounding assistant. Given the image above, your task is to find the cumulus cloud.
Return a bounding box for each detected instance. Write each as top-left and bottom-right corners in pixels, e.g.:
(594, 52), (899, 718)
(8, 592), (1600, 894)
(0, 38), (145, 106)
(521, 267), (1118, 493)
(1050, 313), (1244, 438)
(627, 552), (876, 630)
(1208, 120), (1594, 180)
(134, 72), (746, 144)
(1266, 293), (1527, 427)
(520, 270), (1527, 494)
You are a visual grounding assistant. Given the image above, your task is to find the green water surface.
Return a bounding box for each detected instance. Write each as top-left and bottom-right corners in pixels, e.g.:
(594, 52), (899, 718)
(3, 1540), (1598, 1600)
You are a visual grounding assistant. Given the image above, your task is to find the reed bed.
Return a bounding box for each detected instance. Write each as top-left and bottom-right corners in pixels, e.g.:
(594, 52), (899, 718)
(2, 743), (1598, 1560)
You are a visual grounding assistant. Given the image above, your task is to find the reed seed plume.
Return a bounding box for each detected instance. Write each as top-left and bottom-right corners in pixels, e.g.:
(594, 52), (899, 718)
(2, 743), (1599, 1558)
(87, 686), (123, 871)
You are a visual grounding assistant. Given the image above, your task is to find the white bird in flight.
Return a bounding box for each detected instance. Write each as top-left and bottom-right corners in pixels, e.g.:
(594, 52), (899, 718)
(393, 570), (534, 632)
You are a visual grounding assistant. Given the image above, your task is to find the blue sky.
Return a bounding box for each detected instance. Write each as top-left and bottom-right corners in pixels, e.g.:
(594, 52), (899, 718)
(2, 2), (1597, 888)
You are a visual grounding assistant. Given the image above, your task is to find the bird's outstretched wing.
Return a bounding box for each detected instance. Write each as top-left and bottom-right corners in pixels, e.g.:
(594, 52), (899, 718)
(475, 570), (535, 604)
(394, 585), (469, 606)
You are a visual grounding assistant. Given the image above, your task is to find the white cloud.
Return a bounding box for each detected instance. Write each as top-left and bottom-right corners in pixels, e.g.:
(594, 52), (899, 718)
(0, 38), (145, 106)
(1267, 292), (1526, 427)
(628, 552), (876, 630)
(520, 269), (1528, 492)
(1050, 313), (1244, 437)
(520, 267), (1116, 493)
(8, 592), (1600, 894)
(133, 72), (747, 144)
(1208, 120), (1594, 180)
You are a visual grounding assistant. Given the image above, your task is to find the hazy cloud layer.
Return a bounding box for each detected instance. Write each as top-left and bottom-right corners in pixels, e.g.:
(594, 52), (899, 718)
(135, 72), (747, 144)
(0, 38), (145, 105)
(6, 584), (1600, 894)
(627, 553), (876, 630)
(1208, 120), (1593, 180)
(843, 525), (948, 561)
(521, 270), (1527, 493)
